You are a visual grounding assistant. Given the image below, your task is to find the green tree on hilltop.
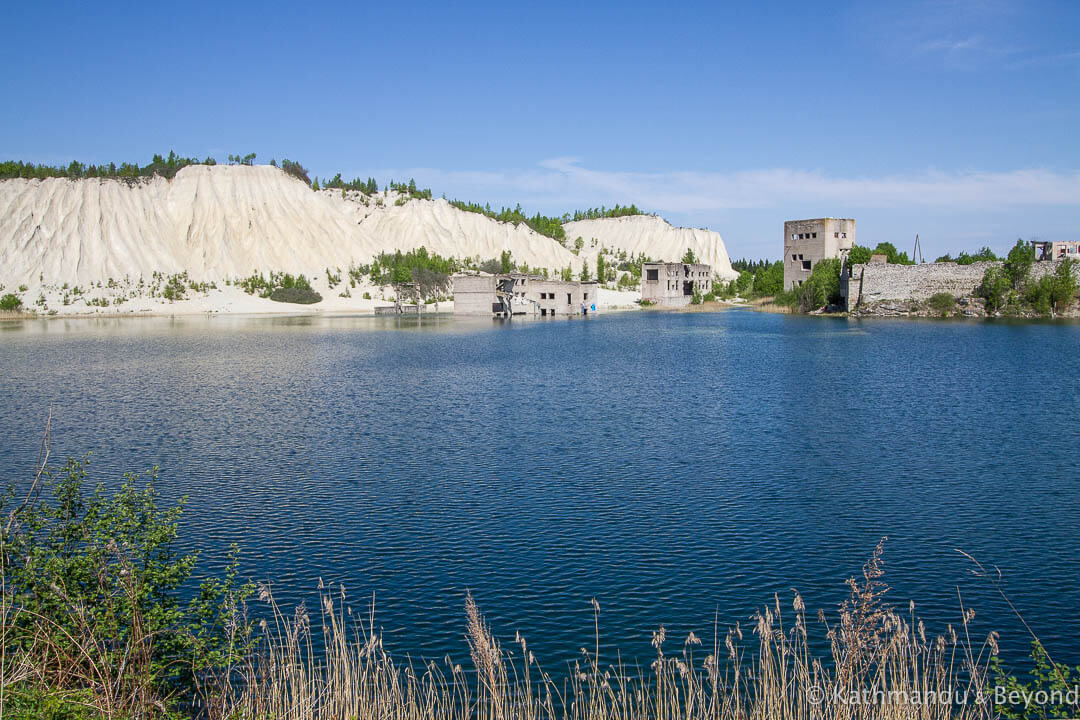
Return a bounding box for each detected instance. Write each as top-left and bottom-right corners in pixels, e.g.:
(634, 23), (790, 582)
(1004, 238), (1035, 290)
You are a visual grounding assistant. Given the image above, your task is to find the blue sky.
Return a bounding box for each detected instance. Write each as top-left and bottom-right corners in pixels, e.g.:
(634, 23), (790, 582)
(2, 0), (1077, 259)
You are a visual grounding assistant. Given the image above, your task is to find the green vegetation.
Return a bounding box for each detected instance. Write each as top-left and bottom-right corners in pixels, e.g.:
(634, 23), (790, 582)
(0, 151), (216, 182)
(347, 248), (458, 303)
(681, 248), (698, 264)
(726, 259), (784, 299)
(161, 274), (187, 301)
(927, 292), (957, 317)
(278, 159), (311, 186)
(847, 245), (873, 265)
(226, 152), (256, 166)
(847, 242), (915, 266)
(447, 200), (567, 243)
(1004, 239), (1035, 290)
(239, 271), (321, 304)
(1, 455), (255, 719)
(0, 293), (22, 311)
(978, 241), (1077, 316)
(563, 204), (648, 221)
(388, 178), (432, 200)
(935, 247), (999, 264)
(992, 641), (1080, 720)
(789, 258), (843, 312)
(354, 247), (460, 287)
(323, 174), (379, 194)
(269, 286), (323, 304)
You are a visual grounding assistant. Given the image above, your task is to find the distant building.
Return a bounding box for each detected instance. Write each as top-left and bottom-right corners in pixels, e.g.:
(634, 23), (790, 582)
(641, 262), (713, 306)
(1031, 240), (1080, 262)
(452, 273), (599, 316)
(783, 218), (855, 291)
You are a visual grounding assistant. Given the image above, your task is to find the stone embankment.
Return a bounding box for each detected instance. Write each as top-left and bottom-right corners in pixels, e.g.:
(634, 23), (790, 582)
(843, 260), (1073, 317)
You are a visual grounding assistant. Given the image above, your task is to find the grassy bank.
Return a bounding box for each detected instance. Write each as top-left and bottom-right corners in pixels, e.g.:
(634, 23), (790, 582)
(2, 445), (1075, 720)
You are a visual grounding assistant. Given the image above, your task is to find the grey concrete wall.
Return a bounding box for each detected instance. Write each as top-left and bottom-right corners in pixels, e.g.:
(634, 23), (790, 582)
(527, 279), (598, 314)
(844, 260), (1064, 311)
(452, 274), (599, 315)
(642, 262), (712, 305)
(452, 274), (497, 315)
(783, 218), (855, 291)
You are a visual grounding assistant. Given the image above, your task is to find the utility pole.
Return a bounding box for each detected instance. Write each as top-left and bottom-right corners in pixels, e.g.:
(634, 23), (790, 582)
(913, 234), (924, 264)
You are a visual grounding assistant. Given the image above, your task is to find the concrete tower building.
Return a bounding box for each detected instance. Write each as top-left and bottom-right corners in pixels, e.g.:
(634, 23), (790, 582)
(783, 218), (856, 291)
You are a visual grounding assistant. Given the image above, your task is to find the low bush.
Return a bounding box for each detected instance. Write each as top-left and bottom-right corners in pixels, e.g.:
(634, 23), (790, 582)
(927, 292), (956, 316)
(269, 286), (322, 304)
(0, 292), (22, 311)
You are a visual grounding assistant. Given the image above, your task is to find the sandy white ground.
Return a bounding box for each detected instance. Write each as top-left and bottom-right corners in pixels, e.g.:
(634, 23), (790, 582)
(16, 269), (645, 317)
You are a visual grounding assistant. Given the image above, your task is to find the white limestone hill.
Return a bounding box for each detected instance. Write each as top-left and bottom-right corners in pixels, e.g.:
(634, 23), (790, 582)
(562, 215), (738, 280)
(0, 164), (581, 289)
(324, 190), (583, 273)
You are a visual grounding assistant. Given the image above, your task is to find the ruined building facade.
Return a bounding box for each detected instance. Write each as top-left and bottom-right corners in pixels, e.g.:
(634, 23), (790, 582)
(453, 274), (599, 316)
(641, 262), (713, 307)
(783, 218), (856, 291)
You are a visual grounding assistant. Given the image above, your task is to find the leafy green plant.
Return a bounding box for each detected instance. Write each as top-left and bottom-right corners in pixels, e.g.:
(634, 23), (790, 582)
(1048, 258), (1077, 313)
(1, 456), (256, 718)
(927, 292), (957, 316)
(978, 266), (1013, 314)
(1004, 239), (1035, 290)
(0, 151), (215, 182)
(269, 286), (322, 304)
(0, 293), (22, 311)
(563, 204), (648, 221)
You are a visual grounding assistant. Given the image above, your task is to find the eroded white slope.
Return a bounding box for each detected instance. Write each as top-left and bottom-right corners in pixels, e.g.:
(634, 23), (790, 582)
(0, 165), (382, 287)
(353, 196), (583, 272)
(563, 215), (737, 280)
(0, 165), (580, 290)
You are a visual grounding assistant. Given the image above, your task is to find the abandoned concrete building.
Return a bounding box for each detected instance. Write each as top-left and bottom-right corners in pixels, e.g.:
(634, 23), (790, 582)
(641, 262), (713, 306)
(1032, 240), (1080, 262)
(783, 218), (856, 291)
(452, 273), (600, 316)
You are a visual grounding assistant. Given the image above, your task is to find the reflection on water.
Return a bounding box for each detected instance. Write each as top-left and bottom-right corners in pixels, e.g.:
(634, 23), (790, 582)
(1, 310), (1078, 668)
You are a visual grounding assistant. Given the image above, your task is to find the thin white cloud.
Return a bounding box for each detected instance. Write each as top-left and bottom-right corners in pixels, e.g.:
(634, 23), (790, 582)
(359, 159), (1080, 215)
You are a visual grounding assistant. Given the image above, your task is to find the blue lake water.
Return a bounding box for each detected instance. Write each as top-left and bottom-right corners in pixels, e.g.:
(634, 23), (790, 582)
(1, 310), (1078, 669)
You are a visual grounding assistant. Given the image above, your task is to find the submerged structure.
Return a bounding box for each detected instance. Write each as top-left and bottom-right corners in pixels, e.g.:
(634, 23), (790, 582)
(783, 218), (856, 291)
(640, 261), (713, 307)
(452, 273), (599, 316)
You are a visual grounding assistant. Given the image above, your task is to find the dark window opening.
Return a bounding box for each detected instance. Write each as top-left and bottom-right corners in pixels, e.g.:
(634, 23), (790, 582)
(646, 268), (659, 281)
(802, 260), (812, 271)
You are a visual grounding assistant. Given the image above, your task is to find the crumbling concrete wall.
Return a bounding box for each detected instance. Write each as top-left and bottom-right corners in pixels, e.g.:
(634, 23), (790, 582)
(843, 261), (1062, 311)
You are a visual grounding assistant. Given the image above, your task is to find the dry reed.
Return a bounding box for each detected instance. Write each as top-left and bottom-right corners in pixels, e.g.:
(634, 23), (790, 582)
(222, 538), (996, 720)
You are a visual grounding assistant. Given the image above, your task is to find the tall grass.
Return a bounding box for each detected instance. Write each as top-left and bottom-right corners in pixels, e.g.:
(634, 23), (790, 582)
(219, 539), (995, 720)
